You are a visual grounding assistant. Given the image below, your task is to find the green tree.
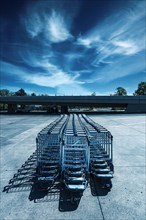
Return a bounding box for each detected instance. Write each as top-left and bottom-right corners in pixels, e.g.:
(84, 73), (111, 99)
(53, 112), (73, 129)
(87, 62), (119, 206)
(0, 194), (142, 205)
(40, 94), (48, 96)
(133, 82), (146, 96)
(31, 92), (36, 96)
(91, 92), (96, 96)
(0, 89), (11, 109)
(15, 88), (27, 96)
(114, 87), (127, 96)
(0, 89), (10, 96)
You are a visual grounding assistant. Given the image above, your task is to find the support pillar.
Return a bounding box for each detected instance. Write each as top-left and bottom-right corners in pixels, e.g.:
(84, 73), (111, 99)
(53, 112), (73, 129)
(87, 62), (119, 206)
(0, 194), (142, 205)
(8, 104), (17, 113)
(61, 106), (68, 114)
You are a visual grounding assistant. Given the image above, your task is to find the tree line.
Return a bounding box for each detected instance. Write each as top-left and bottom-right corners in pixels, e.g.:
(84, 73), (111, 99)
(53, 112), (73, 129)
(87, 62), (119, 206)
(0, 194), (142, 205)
(114, 81), (146, 96)
(91, 82), (146, 96)
(0, 82), (146, 97)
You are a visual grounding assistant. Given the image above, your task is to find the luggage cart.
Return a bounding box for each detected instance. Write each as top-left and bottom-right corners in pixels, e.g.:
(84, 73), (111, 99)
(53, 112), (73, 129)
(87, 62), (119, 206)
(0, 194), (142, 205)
(61, 114), (89, 203)
(79, 114), (114, 189)
(36, 113), (114, 193)
(36, 115), (68, 188)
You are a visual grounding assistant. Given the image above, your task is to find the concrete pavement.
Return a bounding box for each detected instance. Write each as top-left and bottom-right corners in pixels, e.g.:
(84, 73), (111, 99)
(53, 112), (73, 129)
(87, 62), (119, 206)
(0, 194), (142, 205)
(0, 114), (145, 220)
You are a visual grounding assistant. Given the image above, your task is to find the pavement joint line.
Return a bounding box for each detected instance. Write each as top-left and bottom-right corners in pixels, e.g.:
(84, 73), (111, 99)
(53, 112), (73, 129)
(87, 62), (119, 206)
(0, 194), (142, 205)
(90, 176), (105, 220)
(97, 196), (105, 220)
(114, 134), (145, 136)
(109, 119), (146, 134)
(125, 122), (145, 125)
(0, 122), (54, 149)
(1, 120), (55, 145)
(114, 165), (146, 167)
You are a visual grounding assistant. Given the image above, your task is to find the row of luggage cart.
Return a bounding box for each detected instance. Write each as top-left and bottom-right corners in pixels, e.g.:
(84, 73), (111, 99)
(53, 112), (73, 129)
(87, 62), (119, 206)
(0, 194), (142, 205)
(36, 115), (68, 185)
(36, 114), (114, 192)
(79, 114), (113, 188)
(62, 114), (89, 191)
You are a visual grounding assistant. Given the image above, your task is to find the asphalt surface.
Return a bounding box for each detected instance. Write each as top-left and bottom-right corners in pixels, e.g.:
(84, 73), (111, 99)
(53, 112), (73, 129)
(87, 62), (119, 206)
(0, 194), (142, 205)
(0, 114), (146, 220)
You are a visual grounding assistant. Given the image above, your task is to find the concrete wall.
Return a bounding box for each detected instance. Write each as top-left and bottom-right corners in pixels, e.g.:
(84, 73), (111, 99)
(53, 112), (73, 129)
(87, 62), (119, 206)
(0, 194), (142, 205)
(126, 104), (146, 113)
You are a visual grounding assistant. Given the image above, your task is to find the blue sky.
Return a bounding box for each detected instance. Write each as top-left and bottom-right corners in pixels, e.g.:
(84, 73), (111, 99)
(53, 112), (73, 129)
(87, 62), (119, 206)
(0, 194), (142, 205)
(0, 0), (145, 95)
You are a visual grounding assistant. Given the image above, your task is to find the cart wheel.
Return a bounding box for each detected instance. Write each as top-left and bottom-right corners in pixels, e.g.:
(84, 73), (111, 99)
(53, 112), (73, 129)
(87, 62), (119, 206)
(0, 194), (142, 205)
(70, 196), (79, 204)
(104, 179), (112, 189)
(105, 182), (112, 189)
(100, 179), (112, 190)
(70, 191), (82, 204)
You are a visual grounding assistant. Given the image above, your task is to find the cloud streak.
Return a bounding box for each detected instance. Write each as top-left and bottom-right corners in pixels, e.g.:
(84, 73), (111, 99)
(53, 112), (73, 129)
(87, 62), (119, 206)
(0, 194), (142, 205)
(0, 60), (83, 88)
(1, 0), (145, 95)
(23, 1), (74, 43)
(46, 10), (72, 43)
(75, 0), (145, 85)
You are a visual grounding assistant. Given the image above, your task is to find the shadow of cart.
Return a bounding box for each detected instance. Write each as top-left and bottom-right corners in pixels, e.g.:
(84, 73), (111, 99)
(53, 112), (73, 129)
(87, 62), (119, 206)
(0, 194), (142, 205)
(3, 151), (112, 211)
(3, 151), (82, 211)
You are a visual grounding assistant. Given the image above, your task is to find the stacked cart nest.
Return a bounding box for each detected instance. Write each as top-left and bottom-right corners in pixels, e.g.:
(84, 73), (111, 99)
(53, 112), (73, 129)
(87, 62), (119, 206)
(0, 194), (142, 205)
(36, 114), (114, 194)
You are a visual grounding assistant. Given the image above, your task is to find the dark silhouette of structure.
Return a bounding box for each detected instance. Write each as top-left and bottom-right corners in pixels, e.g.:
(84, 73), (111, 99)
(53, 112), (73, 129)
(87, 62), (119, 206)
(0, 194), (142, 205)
(0, 95), (146, 113)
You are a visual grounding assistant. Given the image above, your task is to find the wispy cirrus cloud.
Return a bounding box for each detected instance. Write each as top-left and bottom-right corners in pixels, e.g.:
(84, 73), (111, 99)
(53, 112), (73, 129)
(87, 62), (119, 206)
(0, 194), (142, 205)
(75, 0), (145, 85)
(77, 1), (145, 55)
(0, 60), (83, 88)
(57, 84), (90, 95)
(45, 10), (72, 43)
(111, 40), (140, 56)
(1, 0), (145, 95)
(21, 0), (145, 89)
(24, 71), (78, 87)
(77, 34), (100, 48)
(94, 52), (145, 83)
(24, 12), (43, 38)
(24, 10), (72, 43)
(23, 1), (75, 43)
